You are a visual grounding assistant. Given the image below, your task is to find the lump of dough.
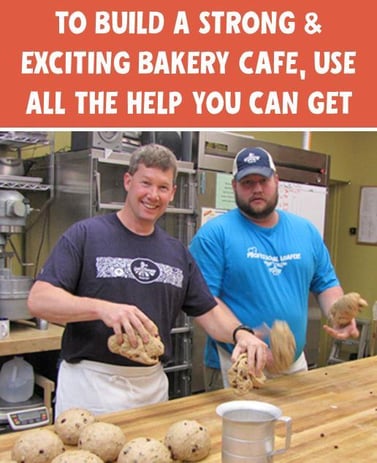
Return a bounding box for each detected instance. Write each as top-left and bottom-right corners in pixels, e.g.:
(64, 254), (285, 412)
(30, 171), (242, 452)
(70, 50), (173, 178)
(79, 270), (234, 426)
(108, 330), (164, 365)
(268, 320), (296, 374)
(11, 428), (65, 463)
(117, 437), (173, 463)
(54, 408), (96, 445)
(51, 449), (104, 463)
(78, 422), (126, 462)
(328, 292), (368, 327)
(164, 420), (211, 462)
(228, 353), (266, 395)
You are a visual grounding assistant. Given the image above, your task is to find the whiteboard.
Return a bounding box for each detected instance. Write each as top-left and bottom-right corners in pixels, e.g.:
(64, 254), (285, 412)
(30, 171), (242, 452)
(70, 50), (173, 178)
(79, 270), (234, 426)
(357, 186), (377, 244)
(200, 174), (328, 238)
(277, 181), (327, 237)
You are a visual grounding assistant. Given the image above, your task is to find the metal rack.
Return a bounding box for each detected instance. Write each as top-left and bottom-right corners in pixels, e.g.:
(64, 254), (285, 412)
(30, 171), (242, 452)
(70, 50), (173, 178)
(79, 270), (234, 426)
(0, 178), (50, 192)
(0, 132), (54, 328)
(327, 319), (370, 364)
(0, 131), (54, 201)
(0, 133), (55, 244)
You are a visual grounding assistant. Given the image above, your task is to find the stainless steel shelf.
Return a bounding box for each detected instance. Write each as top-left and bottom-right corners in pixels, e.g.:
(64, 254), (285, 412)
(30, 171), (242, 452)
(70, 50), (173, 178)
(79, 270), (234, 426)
(0, 131), (50, 149)
(98, 202), (194, 215)
(93, 148), (196, 174)
(0, 178), (51, 191)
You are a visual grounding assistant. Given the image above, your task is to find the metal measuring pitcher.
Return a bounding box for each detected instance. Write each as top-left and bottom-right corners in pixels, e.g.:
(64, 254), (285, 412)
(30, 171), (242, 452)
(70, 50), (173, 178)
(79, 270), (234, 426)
(216, 400), (292, 463)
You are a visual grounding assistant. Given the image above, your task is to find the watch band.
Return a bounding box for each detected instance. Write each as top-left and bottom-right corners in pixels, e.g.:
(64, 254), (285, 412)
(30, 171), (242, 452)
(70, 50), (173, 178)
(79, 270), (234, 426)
(232, 324), (255, 344)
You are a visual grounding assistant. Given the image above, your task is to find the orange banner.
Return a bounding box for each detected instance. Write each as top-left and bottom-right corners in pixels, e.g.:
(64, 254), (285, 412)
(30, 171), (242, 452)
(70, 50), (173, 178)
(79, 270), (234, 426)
(1, 1), (375, 128)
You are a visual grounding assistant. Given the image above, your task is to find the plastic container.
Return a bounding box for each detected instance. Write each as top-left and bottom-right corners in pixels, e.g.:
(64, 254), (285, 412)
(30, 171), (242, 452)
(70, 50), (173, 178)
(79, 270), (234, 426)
(0, 356), (34, 403)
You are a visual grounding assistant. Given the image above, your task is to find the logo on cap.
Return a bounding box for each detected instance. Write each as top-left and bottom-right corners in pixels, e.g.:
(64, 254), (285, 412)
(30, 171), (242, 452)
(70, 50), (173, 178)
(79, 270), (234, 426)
(243, 152), (263, 165)
(233, 147), (276, 181)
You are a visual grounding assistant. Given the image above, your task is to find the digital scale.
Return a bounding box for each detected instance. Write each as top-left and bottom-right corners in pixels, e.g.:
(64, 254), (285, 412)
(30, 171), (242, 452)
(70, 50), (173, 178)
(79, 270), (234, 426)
(0, 395), (49, 433)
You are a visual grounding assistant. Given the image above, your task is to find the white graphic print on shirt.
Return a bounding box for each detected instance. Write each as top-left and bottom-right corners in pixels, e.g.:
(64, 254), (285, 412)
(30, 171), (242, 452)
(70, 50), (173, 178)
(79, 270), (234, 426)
(246, 247), (301, 276)
(96, 257), (183, 287)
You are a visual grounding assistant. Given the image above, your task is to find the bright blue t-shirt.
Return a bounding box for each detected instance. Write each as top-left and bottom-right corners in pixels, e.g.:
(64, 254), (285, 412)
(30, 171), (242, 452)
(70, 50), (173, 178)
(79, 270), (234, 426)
(189, 208), (339, 368)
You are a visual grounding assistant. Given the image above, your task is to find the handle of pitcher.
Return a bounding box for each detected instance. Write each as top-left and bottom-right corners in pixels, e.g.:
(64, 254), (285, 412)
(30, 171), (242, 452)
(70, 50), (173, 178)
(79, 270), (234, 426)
(272, 416), (292, 455)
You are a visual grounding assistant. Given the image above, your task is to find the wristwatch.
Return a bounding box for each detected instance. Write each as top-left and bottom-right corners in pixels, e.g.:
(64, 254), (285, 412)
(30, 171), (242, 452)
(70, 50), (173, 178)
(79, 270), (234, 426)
(232, 324), (255, 344)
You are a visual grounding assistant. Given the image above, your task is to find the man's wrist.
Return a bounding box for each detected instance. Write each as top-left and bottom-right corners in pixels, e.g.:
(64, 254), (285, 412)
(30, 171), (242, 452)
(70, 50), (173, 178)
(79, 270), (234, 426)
(232, 324), (255, 344)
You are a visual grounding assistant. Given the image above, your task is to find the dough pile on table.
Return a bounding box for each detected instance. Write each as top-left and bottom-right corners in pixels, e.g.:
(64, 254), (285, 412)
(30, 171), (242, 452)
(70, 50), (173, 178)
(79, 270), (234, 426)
(164, 419), (211, 462)
(117, 437), (173, 463)
(11, 428), (65, 463)
(51, 450), (104, 463)
(78, 422), (126, 462)
(9, 407), (211, 463)
(55, 408), (96, 445)
(228, 353), (266, 395)
(108, 326), (164, 365)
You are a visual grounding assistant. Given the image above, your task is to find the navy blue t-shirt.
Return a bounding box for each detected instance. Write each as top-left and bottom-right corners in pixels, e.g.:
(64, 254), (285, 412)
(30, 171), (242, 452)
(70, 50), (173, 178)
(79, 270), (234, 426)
(36, 213), (216, 365)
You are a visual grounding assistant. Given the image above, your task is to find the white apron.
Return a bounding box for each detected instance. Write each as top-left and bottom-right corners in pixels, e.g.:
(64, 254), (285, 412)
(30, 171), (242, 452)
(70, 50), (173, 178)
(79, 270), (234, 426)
(55, 359), (169, 418)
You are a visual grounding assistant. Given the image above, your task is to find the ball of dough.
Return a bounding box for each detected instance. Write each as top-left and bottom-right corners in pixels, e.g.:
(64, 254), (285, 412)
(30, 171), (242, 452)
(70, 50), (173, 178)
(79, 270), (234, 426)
(78, 422), (126, 462)
(164, 420), (211, 462)
(108, 330), (164, 365)
(228, 353), (266, 395)
(268, 320), (296, 374)
(54, 408), (96, 445)
(329, 292), (368, 327)
(0, 459), (17, 463)
(117, 437), (173, 463)
(11, 428), (65, 463)
(51, 449), (104, 463)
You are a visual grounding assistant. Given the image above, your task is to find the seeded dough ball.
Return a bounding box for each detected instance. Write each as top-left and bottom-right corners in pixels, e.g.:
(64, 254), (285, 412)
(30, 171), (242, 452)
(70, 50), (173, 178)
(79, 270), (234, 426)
(164, 420), (211, 462)
(55, 408), (96, 445)
(228, 353), (266, 395)
(117, 437), (173, 463)
(51, 449), (104, 463)
(11, 428), (65, 463)
(78, 422), (126, 462)
(108, 328), (164, 365)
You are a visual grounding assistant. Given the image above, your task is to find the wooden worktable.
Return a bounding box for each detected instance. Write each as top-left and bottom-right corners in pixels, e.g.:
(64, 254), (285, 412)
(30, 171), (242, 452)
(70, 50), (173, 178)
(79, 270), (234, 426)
(0, 356), (376, 461)
(0, 321), (63, 356)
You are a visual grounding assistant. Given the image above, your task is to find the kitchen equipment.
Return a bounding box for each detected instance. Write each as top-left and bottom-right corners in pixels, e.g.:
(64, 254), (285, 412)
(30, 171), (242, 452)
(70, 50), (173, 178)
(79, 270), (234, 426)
(0, 190), (36, 323)
(6, 405), (49, 431)
(216, 400), (292, 463)
(328, 318), (370, 364)
(0, 356), (34, 403)
(0, 158), (24, 177)
(0, 318), (9, 340)
(0, 395), (45, 434)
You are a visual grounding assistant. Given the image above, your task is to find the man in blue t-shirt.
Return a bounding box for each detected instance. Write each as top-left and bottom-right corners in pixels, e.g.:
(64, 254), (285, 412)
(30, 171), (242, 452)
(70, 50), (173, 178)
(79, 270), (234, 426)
(190, 146), (362, 390)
